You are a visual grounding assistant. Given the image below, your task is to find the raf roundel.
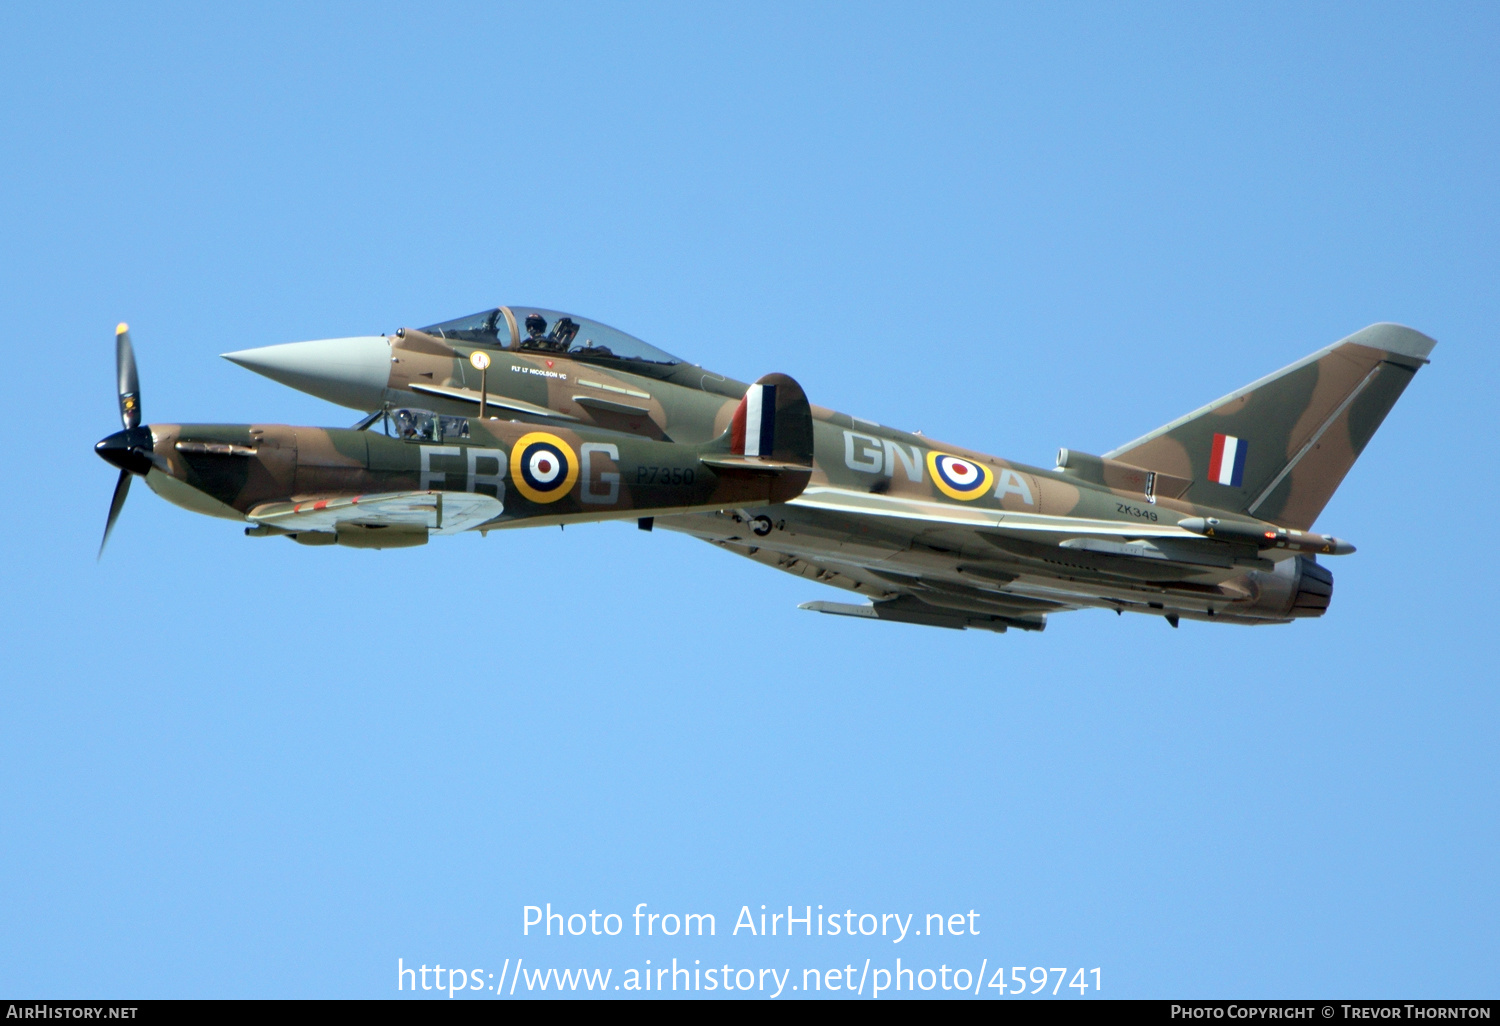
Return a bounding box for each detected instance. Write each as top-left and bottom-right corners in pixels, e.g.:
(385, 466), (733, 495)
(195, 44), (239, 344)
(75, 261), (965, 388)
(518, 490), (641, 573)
(510, 432), (580, 503)
(926, 451), (994, 501)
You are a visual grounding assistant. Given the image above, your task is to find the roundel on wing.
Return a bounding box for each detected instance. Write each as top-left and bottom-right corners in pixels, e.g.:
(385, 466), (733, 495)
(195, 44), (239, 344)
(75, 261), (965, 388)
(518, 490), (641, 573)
(926, 451), (994, 501)
(510, 432), (580, 503)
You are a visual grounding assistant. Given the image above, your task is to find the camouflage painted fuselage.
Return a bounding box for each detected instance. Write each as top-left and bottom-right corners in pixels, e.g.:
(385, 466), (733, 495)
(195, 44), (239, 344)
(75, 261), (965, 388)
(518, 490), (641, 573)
(137, 406), (808, 550)
(214, 316), (1435, 632)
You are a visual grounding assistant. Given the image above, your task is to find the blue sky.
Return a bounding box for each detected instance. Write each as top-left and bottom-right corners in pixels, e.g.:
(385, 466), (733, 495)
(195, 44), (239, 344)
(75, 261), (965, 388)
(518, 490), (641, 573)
(1, 2), (1496, 998)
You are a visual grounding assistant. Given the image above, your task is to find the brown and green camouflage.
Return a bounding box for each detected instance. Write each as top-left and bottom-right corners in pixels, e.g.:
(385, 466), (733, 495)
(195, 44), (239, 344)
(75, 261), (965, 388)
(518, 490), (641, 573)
(162, 314), (1440, 631)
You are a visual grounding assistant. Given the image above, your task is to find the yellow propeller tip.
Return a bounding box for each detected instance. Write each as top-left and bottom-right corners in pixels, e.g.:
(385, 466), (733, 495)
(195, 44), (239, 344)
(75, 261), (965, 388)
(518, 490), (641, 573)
(116, 322), (129, 335)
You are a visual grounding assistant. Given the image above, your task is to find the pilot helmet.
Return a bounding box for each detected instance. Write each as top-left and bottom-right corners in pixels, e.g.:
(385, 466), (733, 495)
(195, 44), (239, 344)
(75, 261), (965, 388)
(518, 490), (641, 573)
(525, 313), (547, 335)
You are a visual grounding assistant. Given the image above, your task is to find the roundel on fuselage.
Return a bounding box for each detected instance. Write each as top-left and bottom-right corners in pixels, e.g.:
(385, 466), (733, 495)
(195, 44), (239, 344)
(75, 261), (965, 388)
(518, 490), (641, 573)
(926, 451), (994, 501)
(510, 432), (579, 503)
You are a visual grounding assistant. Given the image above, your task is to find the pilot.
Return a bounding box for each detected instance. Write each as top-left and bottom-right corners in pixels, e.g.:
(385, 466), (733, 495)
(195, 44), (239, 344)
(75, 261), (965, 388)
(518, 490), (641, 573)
(521, 313), (550, 351)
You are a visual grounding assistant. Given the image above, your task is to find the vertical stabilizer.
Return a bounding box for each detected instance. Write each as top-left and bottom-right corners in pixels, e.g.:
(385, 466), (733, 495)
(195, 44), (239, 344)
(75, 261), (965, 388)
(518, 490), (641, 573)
(1105, 324), (1436, 530)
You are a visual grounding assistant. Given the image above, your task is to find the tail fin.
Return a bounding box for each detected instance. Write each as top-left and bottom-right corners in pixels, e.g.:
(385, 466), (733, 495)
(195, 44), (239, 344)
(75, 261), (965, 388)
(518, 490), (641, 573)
(703, 373), (814, 470)
(1104, 323), (1436, 529)
(699, 373), (814, 504)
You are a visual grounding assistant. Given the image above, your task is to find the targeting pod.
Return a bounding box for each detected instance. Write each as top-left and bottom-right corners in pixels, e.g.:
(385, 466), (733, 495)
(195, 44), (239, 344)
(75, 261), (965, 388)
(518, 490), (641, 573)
(1177, 516), (1355, 556)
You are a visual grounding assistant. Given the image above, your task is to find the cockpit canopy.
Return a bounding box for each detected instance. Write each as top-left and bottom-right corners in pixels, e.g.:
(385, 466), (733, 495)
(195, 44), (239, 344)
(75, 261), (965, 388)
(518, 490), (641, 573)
(387, 408), (469, 442)
(416, 306), (683, 367)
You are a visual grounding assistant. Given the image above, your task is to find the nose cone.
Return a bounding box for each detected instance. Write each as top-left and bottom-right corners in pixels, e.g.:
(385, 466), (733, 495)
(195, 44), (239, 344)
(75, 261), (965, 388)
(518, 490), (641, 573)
(222, 336), (391, 411)
(95, 427), (156, 476)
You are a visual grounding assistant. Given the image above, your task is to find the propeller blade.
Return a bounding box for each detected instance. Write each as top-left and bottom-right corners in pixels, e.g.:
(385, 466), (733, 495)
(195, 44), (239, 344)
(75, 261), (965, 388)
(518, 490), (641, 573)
(98, 469), (132, 560)
(116, 322), (141, 430)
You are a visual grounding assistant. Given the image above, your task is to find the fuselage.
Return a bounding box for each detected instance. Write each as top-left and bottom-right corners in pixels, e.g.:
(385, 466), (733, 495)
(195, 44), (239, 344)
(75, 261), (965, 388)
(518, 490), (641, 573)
(108, 413), (808, 547)
(215, 315), (1336, 626)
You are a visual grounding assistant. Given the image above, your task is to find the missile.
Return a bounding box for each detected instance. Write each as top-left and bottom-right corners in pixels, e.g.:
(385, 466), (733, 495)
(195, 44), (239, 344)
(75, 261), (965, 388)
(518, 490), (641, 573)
(1177, 517), (1356, 556)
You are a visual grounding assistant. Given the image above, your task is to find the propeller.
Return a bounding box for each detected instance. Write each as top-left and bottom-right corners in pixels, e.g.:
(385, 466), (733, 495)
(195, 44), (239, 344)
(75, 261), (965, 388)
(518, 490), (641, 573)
(100, 467), (132, 558)
(95, 323), (158, 558)
(117, 322), (140, 429)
